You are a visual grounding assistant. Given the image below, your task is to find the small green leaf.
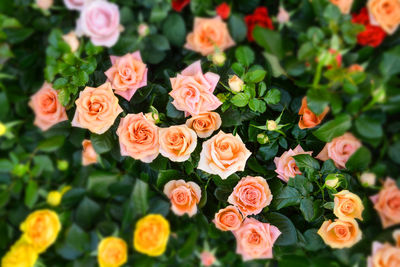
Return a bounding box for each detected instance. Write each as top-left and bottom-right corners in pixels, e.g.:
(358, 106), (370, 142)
(235, 46), (254, 67)
(300, 198), (314, 222)
(264, 88), (281, 105)
(313, 114), (352, 142)
(248, 98), (266, 113)
(25, 180), (38, 209)
(346, 147), (371, 171)
(231, 93), (250, 107)
(133, 179), (149, 215)
(37, 136), (65, 152)
(245, 70), (267, 83)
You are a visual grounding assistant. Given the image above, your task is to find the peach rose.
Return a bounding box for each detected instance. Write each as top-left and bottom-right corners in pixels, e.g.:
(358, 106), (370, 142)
(170, 61), (221, 117)
(185, 17), (235, 56)
(228, 176), (272, 216)
(159, 125), (197, 162)
(213, 205), (243, 231)
(200, 251), (216, 267)
(232, 217), (281, 261)
(116, 113), (159, 163)
(334, 190), (364, 221)
(348, 64), (364, 72)
(163, 180), (201, 217)
(316, 132), (362, 169)
(198, 131), (251, 179)
(72, 82), (123, 134)
(37, 0), (53, 10)
(298, 97), (330, 129)
(330, 0), (354, 14)
(368, 241), (400, 267)
(317, 219), (362, 249)
(63, 0), (84, 10)
(370, 178), (400, 228)
(274, 145), (313, 183)
(105, 51), (148, 101)
(394, 229), (400, 247)
(29, 82), (68, 131)
(62, 31), (80, 53)
(82, 139), (97, 166)
(368, 0), (400, 34)
(186, 112), (221, 138)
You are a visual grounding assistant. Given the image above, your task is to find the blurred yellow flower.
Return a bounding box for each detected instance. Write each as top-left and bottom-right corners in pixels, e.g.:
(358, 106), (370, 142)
(0, 122), (6, 136)
(1, 238), (38, 267)
(98, 237), (128, 267)
(133, 214), (170, 257)
(20, 209), (61, 253)
(47, 186), (71, 207)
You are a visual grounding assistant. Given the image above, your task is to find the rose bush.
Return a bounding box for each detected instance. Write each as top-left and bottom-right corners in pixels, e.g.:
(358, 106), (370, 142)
(1, 0), (400, 266)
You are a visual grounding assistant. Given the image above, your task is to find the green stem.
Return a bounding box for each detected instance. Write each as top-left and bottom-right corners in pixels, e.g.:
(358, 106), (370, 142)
(312, 61), (324, 88)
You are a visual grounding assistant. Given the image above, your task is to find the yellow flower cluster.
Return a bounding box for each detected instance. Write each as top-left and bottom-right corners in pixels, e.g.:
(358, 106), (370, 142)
(1, 209), (61, 267)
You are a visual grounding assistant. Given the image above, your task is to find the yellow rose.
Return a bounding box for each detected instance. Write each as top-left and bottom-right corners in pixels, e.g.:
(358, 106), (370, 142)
(134, 214), (170, 257)
(1, 238), (38, 267)
(98, 237), (128, 267)
(334, 190), (364, 221)
(317, 219), (362, 249)
(46, 186), (71, 207)
(20, 209), (61, 253)
(0, 122), (6, 136)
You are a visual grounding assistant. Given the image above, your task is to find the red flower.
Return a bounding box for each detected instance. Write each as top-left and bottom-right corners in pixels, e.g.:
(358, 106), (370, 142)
(352, 8), (386, 47)
(216, 2), (231, 20)
(172, 0), (190, 12)
(244, 7), (274, 42)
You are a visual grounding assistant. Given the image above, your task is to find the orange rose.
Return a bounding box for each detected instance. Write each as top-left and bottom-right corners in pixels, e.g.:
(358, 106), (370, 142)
(213, 205), (243, 231)
(185, 17), (235, 56)
(228, 176), (272, 216)
(72, 82), (123, 134)
(330, 0), (354, 14)
(394, 230), (400, 247)
(198, 131), (251, 179)
(298, 97), (329, 129)
(334, 190), (364, 221)
(97, 237), (127, 267)
(185, 112), (221, 138)
(368, 241), (400, 267)
(117, 113), (159, 163)
(370, 178), (400, 228)
(163, 180), (201, 217)
(348, 64), (364, 72)
(29, 82), (68, 131)
(368, 0), (400, 35)
(82, 139), (97, 166)
(159, 125), (197, 162)
(317, 219), (362, 249)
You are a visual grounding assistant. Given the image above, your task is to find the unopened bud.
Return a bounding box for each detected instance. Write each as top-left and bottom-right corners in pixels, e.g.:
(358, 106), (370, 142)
(0, 122), (6, 136)
(325, 174), (341, 189)
(47, 191), (62, 207)
(138, 23), (149, 37)
(212, 52), (226, 66)
(267, 120), (277, 131)
(360, 172), (376, 187)
(57, 160), (69, 171)
(62, 31), (79, 52)
(257, 133), (269, 144)
(228, 75), (244, 93)
(145, 112), (159, 124)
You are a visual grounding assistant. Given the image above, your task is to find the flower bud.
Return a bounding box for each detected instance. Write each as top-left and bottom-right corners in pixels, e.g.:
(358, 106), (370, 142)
(257, 133), (269, 144)
(47, 191), (62, 207)
(36, 0), (53, 10)
(267, 120), (277, 131)
(12, 164), (28, 177)
(138, 23), (149, 37)
(145, 112), (159, 124)
(277, 7), (290, 24)
(57, 160), (69, 171)
(212, 52), (226, 66)
(325, 174), (341, 189)
(0, 122), (6, 136)
(360, 172), (376, 187)
(62, 31), (80, 53)
(200, 251), (217, 267)
(228, 75), (244, 93)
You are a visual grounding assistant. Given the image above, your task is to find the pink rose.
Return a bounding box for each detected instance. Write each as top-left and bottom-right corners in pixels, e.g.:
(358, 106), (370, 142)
(274, 145), (313, 182)
(163, 180), (201, 217)
(370, 178), (400, 228)
(76, 0), (121, 47)
(37, 0), (53, 10)
(82, 139), (97, 166)
(277, 7), (290, 23)
(200, 251), (216, 267)
(232, 217), (281, 261)
(228, 176), (272, 216)
(170, 61), (221, 117)
(116, 113), (159, 163)
(213, 205), (243, 231)
(29, 82), (68, 131)
(316, 132), (361, 169)
(368, 241), (400, 267)
(105, 51), (147, 101)
(63, 0), (84, 10)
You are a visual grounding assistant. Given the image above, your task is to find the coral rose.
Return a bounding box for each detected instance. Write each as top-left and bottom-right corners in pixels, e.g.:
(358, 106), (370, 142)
(134, 214), (170, 257)
(159, 125), (197, 162)
(1, 238), (38, 267)
(97, 237), (127, 267)
(316, 132), (362, 169)
(317, 219), (362, 249)
(105, 51), (147, 101)
(163, 180), (201, 217)
(232, 217), (281, 261)
(72, 82), (123, 134)
(185, 112), (221, 138)
(185, 17), (235, 56)
(198, 131), (251, 179)
(368, 0), (400, 35)
(200, 251), (217, 266)
(334, 190), (364, 221)
(63, 0), (84, 10)
(228, 176), (272, 216)
(20, 209), (61, 253)
(75, 0), (122, 47)
(117, 113), (159, 163)
(368, 241), (400, 267)
(170, 60), (221, 117)
(29, 82), (68, 131)
(82, 139), (97, 166)
(370, 178), (400, 228)
(330, 0), (354, 14)
(298, 97), (329, 129)
(245, 7), (274, 42)
(274, 145), (313, 183)
(213, 205), (243, 231)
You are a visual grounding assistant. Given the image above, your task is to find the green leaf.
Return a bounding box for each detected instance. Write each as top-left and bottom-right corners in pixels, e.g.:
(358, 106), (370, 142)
(253, 26), (283, 59)
(257, 142), (279, 161)
(300, 198), (314, 222)
(263, 52), (286, 77)
(380, 46), (400, 79)
(307, 89), (330, 115)
(355, 115), (383, 140)
(75, 197), (101, 229)
(53, 78), (68, 90)
(25, 180), (38, 209)
(149, 34), (170, 51)
(264, 88), (281, 105)
(157, 170), (184, 189)
(162, 14), (186, 46)
(303, 229), (326, 251)
(231, 63), (245, 76)
(313, 114), (352, 142)
(87, 172), (119, 198)
(133, 179), (149, 215)
(244, 70), (267, 83)
(212, 174), (240, 190)
(346, 147), (371, 171)
(388, 141), (400, 164)
(293, 154), (320, 170)
(288, 175), (313, 196)
(274, 186), (301, 210)
(0, 159), (13, 173)
(91, 131), (113, 154)
(235, 46), (254, 67)
(231, 93), (250, 107)
(37, 136), (65, 152)
(266, 212), (297, 246)
(178, 230), (198, 258)
(228, 14), (247, 42)
(72, 70), (89, 87)
(166, 100), (184, 119)
(248, 98), (266, 113)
